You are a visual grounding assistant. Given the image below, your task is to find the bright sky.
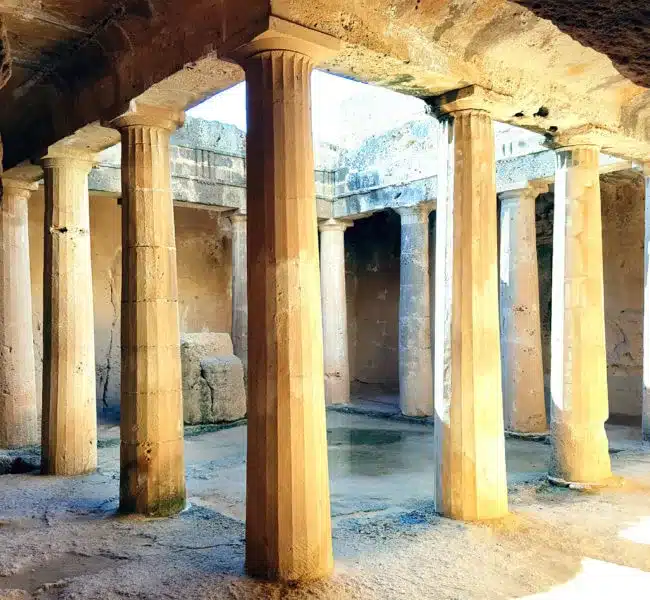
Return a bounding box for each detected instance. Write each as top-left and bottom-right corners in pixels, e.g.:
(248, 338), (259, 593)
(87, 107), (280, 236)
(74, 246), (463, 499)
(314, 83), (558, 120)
(188, 71), (427, 148)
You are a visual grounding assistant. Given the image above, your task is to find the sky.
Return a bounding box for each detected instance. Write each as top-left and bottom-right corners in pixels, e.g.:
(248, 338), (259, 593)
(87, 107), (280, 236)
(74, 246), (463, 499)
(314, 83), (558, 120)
(188, 70), (427, 148)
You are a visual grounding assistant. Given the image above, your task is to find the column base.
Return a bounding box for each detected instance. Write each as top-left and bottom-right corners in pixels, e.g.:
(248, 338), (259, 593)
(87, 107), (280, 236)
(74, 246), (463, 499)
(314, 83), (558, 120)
(245, 561), (333, 584)
(505, 429), (549, 441)
(548, 474), (622, 491)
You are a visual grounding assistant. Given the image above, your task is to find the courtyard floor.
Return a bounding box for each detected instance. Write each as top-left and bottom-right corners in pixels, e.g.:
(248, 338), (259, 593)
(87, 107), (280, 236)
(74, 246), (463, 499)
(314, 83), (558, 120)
(1, 410), (650, 599)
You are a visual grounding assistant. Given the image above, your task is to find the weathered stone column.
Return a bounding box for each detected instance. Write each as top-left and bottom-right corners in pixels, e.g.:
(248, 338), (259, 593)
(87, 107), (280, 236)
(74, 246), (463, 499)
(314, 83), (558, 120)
(430, 87), (508, 520)
(319, 218), (351, 405)
(644, 163), (650, 443)
(397, 204), (433, 416)
(226, 20), (339, 582)
(498, 187), (547, 435)
(41, 152), (97, 475)
(549, 143), (611, 485)
(111, 105), (185, 516)
(0, 179), (39, 448)
(231, 211), (248, 372)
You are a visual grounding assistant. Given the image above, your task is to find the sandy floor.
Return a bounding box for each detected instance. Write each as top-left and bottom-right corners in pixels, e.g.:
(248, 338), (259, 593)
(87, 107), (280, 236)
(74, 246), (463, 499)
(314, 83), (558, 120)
(1, 410), (650, 599)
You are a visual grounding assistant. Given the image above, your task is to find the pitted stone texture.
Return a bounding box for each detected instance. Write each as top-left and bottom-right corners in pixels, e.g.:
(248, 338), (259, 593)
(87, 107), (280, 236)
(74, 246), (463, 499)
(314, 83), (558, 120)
(499, 188), (547, 435)
(180, 332), (235, 424)
(434, 109), (508, 521)
(113, 108), (185, 517)
(0, 181), (38, 448)
(644, 168), (650, 442)
(41, 155), (97, 476)
(397, 205), (433, 417)
(319, 219), (351, 405)
(199, 356), (246, 423)
(242, 47), (333, 581)
(549, 145), (612, 484)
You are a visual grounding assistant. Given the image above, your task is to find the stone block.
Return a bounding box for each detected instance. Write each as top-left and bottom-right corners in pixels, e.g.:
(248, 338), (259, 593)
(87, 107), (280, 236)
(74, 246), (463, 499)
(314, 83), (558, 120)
(180, 333), (242, 424)
(198, 356), (246, 423)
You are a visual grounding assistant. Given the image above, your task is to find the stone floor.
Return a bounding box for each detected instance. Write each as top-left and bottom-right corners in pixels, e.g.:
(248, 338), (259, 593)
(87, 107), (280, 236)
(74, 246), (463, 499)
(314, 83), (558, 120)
(1, 410), (650, 599)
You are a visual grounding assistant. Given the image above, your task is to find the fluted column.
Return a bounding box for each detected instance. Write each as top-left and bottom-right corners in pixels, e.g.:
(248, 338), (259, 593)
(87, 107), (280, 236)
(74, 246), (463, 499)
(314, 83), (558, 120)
(431, 87), (508, 520)
(111, 106), (185, 516)
(644, 163), (650, 443)
(319, 218), (351, 405)
(499, 187), (547, 435)
(41, 153), (97, 475)
(549, 143), (611, 485)
(0, 179), (38, 448)
(397, 204), (433, 417)
(228, 21), (339, 582)
(231, 212), (248, 372)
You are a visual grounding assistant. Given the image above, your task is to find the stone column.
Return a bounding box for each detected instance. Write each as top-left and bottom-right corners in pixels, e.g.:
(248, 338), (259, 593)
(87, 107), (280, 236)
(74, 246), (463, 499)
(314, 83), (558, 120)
(430, 87), (508, 520)
(498, 187), (547, 435)
(41, 152), (97, 475)
(644, 163), (650, 443)
(397, 204), (433, 417)
(319, 218), (351, 405)
(111, 106), (185, 516)
(231, 212), (248, 372)
(549, 143), (611, 485)
(227, 20), (339, 582)
(0, 179), (38, 448)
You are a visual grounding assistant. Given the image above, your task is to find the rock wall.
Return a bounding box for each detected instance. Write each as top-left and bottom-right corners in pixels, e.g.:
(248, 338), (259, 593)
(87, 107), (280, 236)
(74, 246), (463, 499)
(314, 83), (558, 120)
(28, 191), (232, 419)
(345, 211), (401, 394)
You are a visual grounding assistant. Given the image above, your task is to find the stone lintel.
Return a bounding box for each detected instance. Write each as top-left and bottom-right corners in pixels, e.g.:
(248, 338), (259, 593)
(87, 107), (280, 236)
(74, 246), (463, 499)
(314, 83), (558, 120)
(220, 15), (341, 64)
(318, 218), (352, 233)
(109, 102), (184, 131)
(428, 85), (511, 117)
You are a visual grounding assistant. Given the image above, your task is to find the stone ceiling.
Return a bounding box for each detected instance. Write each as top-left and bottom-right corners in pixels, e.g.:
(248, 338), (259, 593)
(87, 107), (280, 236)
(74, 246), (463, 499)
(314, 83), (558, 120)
(1, 0), (649, 172)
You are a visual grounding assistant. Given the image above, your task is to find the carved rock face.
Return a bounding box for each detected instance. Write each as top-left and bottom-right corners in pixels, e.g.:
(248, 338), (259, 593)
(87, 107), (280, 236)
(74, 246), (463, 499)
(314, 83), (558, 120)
(0, 18), (11, 91)
(514, 0), (650, 88)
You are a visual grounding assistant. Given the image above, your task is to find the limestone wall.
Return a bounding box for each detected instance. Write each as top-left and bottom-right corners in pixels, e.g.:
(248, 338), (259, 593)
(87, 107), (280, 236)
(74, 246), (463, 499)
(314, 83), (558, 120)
(27, 190), (232, 417)
(345, 211), (401, 394)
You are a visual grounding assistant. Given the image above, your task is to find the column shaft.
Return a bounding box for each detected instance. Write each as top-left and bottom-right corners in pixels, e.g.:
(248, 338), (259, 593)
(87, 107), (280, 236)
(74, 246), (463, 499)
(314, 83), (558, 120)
(231, 213), (248, 371)
(243, 49), (332, 581)
(0, 181), (38, 448)
(644, 165), (650, 443)
(113, 110), (185, 516)
(398, 205), (433, 416)
(41, 155), (97, 475)
(319, 219), (350, 405)
(499, 189), (547, 434)
(549, 145), (611, 484)
(434, 109), (508, 520)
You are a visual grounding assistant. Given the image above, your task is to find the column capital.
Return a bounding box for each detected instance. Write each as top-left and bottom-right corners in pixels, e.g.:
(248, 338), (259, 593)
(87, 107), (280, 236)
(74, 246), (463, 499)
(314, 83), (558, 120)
(548, 126), (609, 150)
(318, 218), (352, 233)
(109, 102), (184, 131)
(395, 203), (433, 223)
(41, 148), (97, 172)
(230, 211), (247, 225)
(498, 186), (534, 204)
(220, 15), (340, 65)
(3, 178), (38, 200)
(427, 85), (510, 117)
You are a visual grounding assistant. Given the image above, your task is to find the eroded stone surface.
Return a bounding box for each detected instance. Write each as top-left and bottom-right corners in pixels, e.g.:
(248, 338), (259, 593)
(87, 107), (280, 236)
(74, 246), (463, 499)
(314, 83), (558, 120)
(199, 356), (246, 423)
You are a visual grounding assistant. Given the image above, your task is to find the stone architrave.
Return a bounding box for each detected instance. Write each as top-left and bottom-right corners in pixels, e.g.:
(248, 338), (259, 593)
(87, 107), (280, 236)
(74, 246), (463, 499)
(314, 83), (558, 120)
(396, 204), (433, 417)
(41, 151), (98, 475)
(0, 179), (39, 448)
(110, 105), (186, 516)
(230, 212), (248, 372)
(498, 187), (547, 435)
(319, 218), (351, 406)
(549, 142), (612, 485)
(223, 17), (339, 582)
(641, 162), (650, 442)
(430, 87), (508, 520)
